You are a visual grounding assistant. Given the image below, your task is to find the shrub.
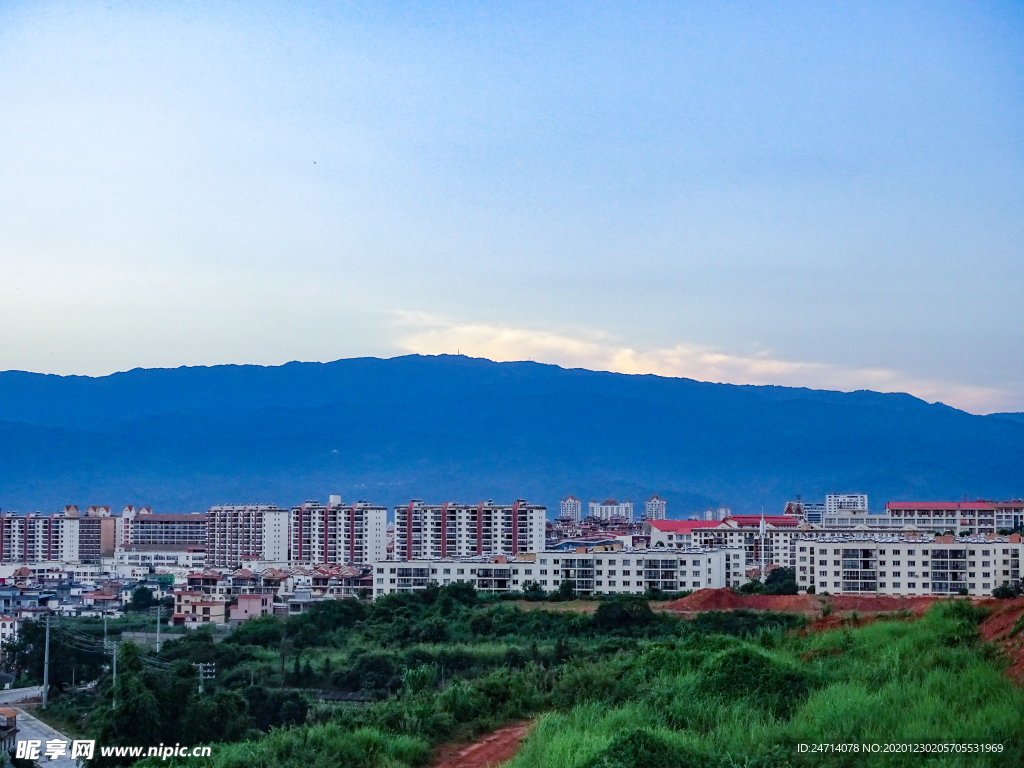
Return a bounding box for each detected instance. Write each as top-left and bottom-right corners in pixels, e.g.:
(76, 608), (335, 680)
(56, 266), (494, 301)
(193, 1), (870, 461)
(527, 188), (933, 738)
(593, 597), (655, 632)
(416, 618), (450, 643)
(582, 729), (705, 768)
(993, 584), (1022, 599)
(700, 645), (812, 718)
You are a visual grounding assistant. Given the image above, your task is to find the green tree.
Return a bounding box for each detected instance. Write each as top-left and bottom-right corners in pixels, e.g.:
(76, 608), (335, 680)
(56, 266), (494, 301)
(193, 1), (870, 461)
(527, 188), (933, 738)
(522, 582), (545, 601)
(593, 597), (655, 632)
(2, 617), (107, 693)
(180, 688), (252, 745)
(92, 644), (163, 767)
(127, 586), (157, 612)
(763, 567), (798, 595)
(557, 579), (577, 601)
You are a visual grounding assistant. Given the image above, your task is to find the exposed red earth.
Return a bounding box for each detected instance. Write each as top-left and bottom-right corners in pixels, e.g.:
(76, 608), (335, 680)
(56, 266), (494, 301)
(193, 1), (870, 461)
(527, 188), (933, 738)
(660, 588), (819, 615)
(660, 588), (939, 618)
(977, 597), (1024, 680)
(431, 720), (533, 768)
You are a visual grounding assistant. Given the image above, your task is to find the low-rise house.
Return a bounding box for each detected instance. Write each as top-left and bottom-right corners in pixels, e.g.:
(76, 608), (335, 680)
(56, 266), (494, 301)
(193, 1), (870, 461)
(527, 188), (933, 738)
(0, 707), (18, 752)
(172, 589), (227, 626)
(0, 616), (20, 646)
(230, 593), (273, 625)
(186, 570), (230, 596)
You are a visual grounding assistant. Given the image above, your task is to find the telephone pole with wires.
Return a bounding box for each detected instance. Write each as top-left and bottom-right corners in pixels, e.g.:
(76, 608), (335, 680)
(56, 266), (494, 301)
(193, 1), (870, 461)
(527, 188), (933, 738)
(193, 662), (215, 693)
(42, 615), (50, 709)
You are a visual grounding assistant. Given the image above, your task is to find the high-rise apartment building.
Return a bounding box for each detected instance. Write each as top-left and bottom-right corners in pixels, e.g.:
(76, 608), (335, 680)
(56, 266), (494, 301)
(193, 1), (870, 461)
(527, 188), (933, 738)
(559, 496), (582, 521)
(643, 495), (667, 521)
(207, 505), (289, 568)
(0, 506), (116, 564)
(289, 499), (387, 566)
(825, 494), (869, 515)
(118, 506), (207, 547)
(394, 500), (547, 560)
(588, 499), (634, 521)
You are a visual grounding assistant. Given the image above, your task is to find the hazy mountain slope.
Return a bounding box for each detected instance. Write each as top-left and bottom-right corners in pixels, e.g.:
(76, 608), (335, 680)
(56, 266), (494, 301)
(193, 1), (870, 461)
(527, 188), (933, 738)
(1, 355), (1021, 515)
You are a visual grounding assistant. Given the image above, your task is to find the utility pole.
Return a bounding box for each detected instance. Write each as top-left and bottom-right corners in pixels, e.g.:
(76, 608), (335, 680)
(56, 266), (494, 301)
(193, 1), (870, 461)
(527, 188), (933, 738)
(156, 605), (161, 653)
(42, 615), (50, 709)
(192, 662), (215, 694)
(112, 645), (117, 710)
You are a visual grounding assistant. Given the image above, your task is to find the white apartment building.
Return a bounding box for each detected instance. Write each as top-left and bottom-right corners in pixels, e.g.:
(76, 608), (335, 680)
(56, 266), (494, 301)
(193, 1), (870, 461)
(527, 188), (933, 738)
(0, 513), (83, 564)
(372, 546), (745, 598)
(643, 496), (667, 521)
(589, 499), (634, 521)
(826, 494), (869, 515)
(0, 507), (202, 565)
(646, 515), (806, 573)
(207, 505), (290, 568)
(794, 533), (1023, 596)
(117, 507), (207, 547)
(394, 500), (546, 560)
(289, 498), (387, 566)
(786, 501), (825, 524)
(560, 496), (582, 521)
(108, 547), (207, 570)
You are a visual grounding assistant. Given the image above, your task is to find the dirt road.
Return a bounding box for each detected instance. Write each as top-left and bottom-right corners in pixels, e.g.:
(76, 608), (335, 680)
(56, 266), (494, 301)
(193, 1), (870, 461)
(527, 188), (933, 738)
(431, 720), (532, 768)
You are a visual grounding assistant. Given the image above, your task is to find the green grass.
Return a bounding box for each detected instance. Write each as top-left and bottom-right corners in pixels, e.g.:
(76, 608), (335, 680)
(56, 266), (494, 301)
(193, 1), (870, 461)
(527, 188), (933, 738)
(505, 602), (1024, 768)
(81, 588), (1023, 768)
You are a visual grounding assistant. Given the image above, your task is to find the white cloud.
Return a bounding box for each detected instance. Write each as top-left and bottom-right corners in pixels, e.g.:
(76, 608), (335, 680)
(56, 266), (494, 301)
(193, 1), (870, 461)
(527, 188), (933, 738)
(394, 312), (1011, 415)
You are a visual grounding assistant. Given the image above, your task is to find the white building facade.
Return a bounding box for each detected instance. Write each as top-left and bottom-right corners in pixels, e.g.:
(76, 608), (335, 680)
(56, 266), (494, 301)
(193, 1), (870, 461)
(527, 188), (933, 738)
(794, 534), (1023, 596)
(589, 499), (634, 521)
(372, 546), (745, 598)
(559, 496), (582, 521)
(643, 496), (667, 521)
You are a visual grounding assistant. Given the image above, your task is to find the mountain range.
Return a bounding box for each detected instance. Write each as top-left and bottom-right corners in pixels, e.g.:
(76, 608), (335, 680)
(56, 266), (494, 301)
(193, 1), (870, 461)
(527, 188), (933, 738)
(1, 354), (1023, 517)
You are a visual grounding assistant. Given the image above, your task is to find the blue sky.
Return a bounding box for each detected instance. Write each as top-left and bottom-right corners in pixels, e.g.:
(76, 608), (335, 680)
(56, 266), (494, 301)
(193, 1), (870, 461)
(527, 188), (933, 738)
(1, 1), (1022, 413)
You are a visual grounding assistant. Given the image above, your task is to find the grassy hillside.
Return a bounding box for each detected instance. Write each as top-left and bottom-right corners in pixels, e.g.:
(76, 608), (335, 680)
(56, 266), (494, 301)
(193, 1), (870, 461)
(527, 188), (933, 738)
(12, 587), (1024, 768)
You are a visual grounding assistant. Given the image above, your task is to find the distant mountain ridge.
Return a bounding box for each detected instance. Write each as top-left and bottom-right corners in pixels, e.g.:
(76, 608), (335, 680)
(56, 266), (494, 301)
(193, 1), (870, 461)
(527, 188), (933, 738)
(1, 354), (1022, 516)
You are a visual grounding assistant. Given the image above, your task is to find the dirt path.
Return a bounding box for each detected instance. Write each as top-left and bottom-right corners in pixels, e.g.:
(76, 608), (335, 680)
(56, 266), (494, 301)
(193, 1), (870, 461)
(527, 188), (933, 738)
(431, 721), (533, 768)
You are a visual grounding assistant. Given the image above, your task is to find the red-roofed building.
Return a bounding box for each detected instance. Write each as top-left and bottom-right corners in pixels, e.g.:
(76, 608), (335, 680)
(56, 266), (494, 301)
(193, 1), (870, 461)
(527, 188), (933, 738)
(645, 515), (810, 572)
(885, 501), (998, 536)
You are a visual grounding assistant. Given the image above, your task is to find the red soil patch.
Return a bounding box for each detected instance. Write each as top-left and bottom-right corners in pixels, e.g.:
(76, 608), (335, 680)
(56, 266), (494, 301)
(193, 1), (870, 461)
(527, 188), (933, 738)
(740, 594), (821, 614)
(431, 721), (532, 768)
(661, 588), (819, 615)
(978, 597), (1024, 681)
(807, 614), (878, 633)
(663, 588), (745, 611)
(830, 595), (936, 615)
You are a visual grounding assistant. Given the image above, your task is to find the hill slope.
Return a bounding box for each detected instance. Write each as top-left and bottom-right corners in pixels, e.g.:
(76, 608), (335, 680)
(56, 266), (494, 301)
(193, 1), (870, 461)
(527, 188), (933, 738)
(1, 355), (1022, 514)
